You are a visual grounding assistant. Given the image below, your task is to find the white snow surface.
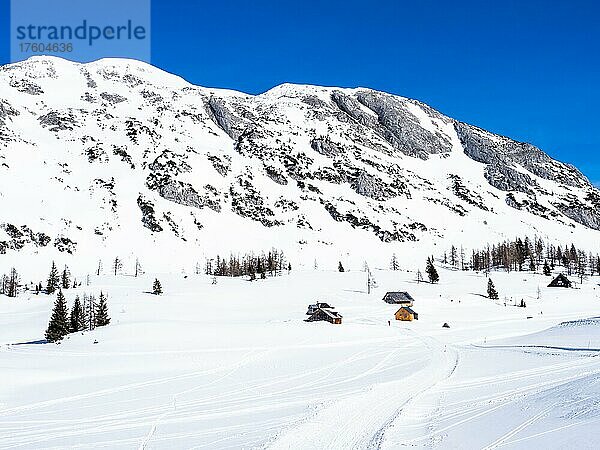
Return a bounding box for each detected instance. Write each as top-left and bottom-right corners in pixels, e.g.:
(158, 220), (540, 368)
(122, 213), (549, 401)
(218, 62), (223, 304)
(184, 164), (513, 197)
(2, 56), (600, 449)
(2, 267), (600, 449)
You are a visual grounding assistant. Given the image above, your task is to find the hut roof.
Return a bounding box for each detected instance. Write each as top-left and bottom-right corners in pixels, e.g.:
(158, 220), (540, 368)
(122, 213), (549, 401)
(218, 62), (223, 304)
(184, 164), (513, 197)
(383, 292), (414, 304)
(548, 273), (572, 287)
(308, 302), (333, 309)
(397, 306), (416, 315)
(321, 309), (342, 319)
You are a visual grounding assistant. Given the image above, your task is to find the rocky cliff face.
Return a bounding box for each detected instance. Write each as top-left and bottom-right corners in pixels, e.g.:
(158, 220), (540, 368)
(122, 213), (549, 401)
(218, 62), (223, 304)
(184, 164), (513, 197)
(0, 56), (598, 265)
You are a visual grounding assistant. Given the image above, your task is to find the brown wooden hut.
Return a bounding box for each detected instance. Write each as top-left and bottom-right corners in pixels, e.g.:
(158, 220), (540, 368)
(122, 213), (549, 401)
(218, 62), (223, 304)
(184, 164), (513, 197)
(395, 306), (418, 321)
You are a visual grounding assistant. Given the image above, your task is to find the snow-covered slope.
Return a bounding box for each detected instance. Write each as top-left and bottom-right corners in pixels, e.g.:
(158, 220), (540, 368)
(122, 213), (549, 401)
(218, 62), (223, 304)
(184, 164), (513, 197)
(1, 56), (599, 272)
(2, 268), (600, 449)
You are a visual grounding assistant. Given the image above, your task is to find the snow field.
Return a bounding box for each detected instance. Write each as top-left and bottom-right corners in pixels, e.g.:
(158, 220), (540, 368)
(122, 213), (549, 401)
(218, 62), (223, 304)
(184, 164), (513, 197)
(1, 267), (599, 448)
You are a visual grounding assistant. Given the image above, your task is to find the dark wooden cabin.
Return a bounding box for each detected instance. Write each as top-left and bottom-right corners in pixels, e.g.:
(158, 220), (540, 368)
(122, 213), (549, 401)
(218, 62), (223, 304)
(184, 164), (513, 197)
(548, 274), (572, 288)
(306, 308), (342, 324)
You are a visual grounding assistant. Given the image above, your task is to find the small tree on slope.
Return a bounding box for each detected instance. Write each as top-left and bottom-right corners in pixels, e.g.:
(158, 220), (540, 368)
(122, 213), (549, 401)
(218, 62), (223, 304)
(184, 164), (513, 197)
(7, 267), (20, 298)
(45, 290), (69, 342)
(426, 257), (439, 284)
(152, 279), (163, 295)
(61, 266), (71, 290)
(70, 295), (85, 332)
(487, 279), (499, 300)
(95, 292), (111, 327)
(543, 260), (551, 276)
(390, 254), (399, 271)
(46, 262), (60, 295)
(338, 262), (345, 273)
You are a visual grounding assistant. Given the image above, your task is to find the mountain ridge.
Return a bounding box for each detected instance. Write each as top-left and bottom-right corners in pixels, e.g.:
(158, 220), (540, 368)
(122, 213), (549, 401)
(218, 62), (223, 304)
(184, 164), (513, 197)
(0, 56), (598, 272)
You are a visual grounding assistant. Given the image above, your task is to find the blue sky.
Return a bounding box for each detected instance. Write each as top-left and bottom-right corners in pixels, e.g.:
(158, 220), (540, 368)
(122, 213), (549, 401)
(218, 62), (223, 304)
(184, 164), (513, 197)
(1, 0), (599, 184)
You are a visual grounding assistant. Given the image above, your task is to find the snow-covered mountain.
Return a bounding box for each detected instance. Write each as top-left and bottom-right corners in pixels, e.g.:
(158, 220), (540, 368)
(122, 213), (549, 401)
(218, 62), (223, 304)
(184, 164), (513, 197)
(1, 56), (598, 271)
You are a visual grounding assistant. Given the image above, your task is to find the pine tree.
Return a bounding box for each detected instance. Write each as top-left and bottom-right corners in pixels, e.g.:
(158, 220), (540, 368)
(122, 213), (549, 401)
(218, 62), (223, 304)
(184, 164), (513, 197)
(152, 278), (162, 295)
(528, 257), (536, 272)
(86, 295), (97, 331)
(338, 262), (345, 273)
(543, 260), (551, 276)
(487, 279), (499, 299)
(45, 290), (69, 342)
(46, 261), (60, 294)
(61, 266), (71, 290)
(70, 295), (85, 332)
(426, 257), (439, 283)
(95, 292), (110, 327)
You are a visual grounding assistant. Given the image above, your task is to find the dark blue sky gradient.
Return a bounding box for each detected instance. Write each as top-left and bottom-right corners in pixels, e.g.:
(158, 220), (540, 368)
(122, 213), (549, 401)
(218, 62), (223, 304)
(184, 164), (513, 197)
(2, 1), (599, 183)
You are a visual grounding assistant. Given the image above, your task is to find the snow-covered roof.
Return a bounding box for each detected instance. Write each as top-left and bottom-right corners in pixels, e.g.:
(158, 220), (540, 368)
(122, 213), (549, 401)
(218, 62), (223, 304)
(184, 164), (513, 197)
(383, 292), (414, 303)
(397, 306), (417, 315)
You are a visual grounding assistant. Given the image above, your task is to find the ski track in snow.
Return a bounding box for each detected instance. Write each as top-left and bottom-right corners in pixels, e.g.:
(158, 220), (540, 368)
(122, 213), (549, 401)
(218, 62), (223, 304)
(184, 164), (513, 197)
(2, 270), (600, 449)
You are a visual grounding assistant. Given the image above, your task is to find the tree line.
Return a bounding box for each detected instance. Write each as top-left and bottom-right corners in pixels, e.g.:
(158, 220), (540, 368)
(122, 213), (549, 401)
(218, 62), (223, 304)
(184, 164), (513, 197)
(1, 261), (80, 298)
(204, 248), (290, 279)
(443, 236), (600, 279)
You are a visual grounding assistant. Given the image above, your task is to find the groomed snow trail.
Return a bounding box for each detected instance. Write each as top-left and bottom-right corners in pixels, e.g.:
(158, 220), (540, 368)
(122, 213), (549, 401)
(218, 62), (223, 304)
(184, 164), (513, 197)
(268, 333), (459, 449)
(379, 337), (600, 448)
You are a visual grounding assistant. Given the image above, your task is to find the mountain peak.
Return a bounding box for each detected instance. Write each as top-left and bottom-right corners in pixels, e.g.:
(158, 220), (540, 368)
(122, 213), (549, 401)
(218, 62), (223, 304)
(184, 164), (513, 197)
(0, 56), (598, 270)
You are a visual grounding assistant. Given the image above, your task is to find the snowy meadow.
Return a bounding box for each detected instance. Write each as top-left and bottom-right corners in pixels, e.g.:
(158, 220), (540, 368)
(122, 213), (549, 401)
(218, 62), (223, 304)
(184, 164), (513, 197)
(1, 267), (600, 449)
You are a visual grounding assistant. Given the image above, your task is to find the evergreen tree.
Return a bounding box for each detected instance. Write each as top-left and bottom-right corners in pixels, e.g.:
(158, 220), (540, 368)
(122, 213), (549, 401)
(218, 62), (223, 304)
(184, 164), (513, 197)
(86, 295), (97, 331)
(528, 257), (536, 272)
(46, 261), (60, 294)
(543, 260), (551, 276)
(45, 290), (69, 342)
(426, 257), (439, 283)
(95, 292), (110, 327)
(61, 266), (71, 290)
(338, 261), (345, 273)
(487, 279), (499, 299)
(69, 295), (85, 332)
(152, 278), (162, 295)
